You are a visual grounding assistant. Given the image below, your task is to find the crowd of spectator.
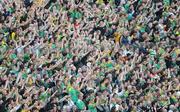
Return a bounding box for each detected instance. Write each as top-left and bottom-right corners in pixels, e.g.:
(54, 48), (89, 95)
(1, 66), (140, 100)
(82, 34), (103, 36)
(0, 0), (179, 112)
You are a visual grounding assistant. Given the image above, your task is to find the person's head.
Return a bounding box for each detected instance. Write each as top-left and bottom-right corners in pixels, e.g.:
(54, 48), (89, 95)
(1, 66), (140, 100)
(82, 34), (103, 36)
(51, 104), (58, 112)
(78, 68), (82, 73)
(73, 56), (78, 62)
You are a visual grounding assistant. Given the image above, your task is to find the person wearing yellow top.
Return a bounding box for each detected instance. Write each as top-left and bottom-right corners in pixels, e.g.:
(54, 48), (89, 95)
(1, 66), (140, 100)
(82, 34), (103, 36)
(114, 32), (121, 44)
(114, 32), (121, 53)
(96, 0), (104, 5)
(21, 110), (30, 112)
(28, 77), (33, 86)
(175, 48), (180, 56)
(34, 0), (44, 6)
(1, 39), (7, 47)
(11, 32), (16, 40)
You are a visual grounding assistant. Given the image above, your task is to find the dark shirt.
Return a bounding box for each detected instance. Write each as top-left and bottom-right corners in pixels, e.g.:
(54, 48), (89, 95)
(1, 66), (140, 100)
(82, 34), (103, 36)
(121, 36), (129, 45)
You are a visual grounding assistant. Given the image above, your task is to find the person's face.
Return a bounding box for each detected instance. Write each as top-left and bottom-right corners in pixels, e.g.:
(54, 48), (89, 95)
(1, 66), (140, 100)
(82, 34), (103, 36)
(104, 79), (109, 84)
(8, 103), (13, 110)
(52, 105), (57, 111)
(78, 68), (82, 73)
(100, 21), (104, 26)
(112, 25), (116, 29)
(92, 4), (96, 9)
(148, 23), (152, 28)
(74, 56), (78, 62)
(139, 6), (143, 11)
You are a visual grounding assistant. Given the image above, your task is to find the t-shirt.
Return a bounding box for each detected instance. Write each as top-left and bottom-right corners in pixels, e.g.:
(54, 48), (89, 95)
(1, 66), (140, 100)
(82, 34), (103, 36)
(106, 62), (113, 69)
(163, 0), (170, 6)
(155, 63), (161, 70)
(170, 19), (176, 30)
(127, 13), (133, 21)
(70, 11), (82, 19)
(120, 91), (129, 99)
(158, 47), (165, 55)
(140, 27), (146, 33)
(22, 73), (28, 79)
(11, 32), (16, 40)
(39, 92), (50, 101)
(69, 87), (79, 103)
(23, 53), (30, 62)
(175, 49), (180, 55)
(125, 73), (132, 81)
(55, 3), (60, 11)
(52, 43), (56, 49)
(121, 36), (129, 45)
(47, 70), (53, 77)
(114, 32), (121, 43)
(9, 7), (15, 14)
(88, 103), (97, 112)
(39, 30), (45, 38)
(159, 101), (169, 107)
(21, 109), (30, 112)
(35, 0), (44, 6)
(100, 84), (106, 91)
(10, 53), (17, 60)
(138, 0), (142, 5)
(170, 96), (178, 104)
(66, 53), (73, 59)
(76, 99), (85, 110)
(149, 49), (156, 57)
(28, 77), (33, 85)
(96, 0), (104, 4)
(10, 70), (19, 76)
(124, 3), (130, 12)
(58, 34), (63, 41)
